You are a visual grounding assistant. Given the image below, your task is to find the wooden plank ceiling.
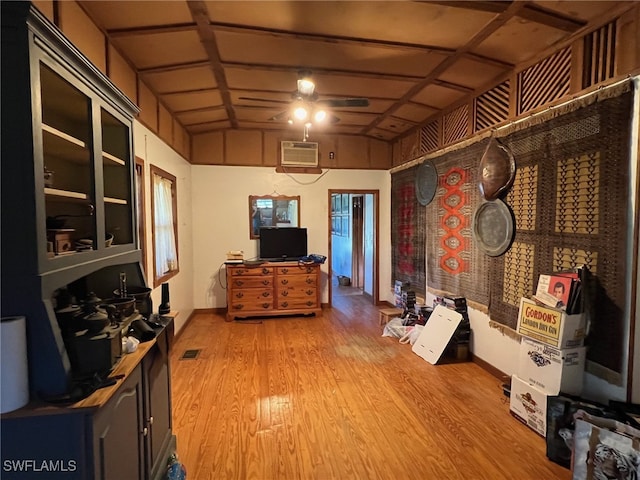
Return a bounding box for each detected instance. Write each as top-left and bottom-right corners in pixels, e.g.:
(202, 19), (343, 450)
(79, 0), (628, 142)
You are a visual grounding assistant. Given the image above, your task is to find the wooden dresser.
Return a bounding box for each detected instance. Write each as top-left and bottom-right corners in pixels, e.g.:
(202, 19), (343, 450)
(226, 262), (321, 320)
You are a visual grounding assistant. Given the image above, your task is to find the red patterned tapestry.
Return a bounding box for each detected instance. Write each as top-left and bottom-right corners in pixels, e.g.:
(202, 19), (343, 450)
(425, 141), (491, 311)
(391, 165), (426, 294)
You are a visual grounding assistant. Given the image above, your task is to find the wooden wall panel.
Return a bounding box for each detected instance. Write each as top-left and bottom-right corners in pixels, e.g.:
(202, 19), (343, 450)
(263, 132), (280, 167)
(225, 130), (263, 166)
(108, 45), (137, 105)
(392, 142), (403, 167)
(158, 103), (173, 145)
(192, 132), (224, 165)
(369, 139), (392, 170)
(32, 0), (54, 23)
(58, 2), (106, 74)
(315, 134), (338, 169)
(173, 119), (185, 156)
(337, 136), (368, 169)
(137, 80), (158, 132)
(617, 6), (640, 74)
(191, 131), (392, 168)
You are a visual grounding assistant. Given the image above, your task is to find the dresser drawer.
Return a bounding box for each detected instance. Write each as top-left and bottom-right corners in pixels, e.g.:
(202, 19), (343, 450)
(276, 265), (317, 275)
(228, 297), (274, 312)
(230, 266), (273, 276)
(277, 297), (318, 310)
(230, 276), (273, 289)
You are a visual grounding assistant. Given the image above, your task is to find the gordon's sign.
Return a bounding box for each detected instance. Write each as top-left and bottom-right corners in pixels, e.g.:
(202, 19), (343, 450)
(517, 297), (585, 348)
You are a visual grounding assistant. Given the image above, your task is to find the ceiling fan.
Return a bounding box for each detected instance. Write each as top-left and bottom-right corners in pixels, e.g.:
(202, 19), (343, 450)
(239, 71), (370, 130)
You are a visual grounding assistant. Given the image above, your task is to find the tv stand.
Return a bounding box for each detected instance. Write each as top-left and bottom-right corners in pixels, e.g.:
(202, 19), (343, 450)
(226, 261), (321, 321)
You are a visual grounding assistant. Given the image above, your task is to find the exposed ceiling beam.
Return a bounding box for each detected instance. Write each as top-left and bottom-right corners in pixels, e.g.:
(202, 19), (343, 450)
(208, 22), (456, 56)
(424, 1), (586, 32)
(106, 23), (196, 37)
(187, 0), (237, 128)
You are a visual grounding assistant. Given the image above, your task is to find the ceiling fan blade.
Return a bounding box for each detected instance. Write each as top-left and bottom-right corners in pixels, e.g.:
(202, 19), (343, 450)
(318, 98), (370, 108)
(269, 111), (289, 121)
(238, 96), (291, 105)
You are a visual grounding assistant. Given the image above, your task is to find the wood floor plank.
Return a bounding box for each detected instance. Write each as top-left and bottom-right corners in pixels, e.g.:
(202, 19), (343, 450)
(170, 294), (569, 479)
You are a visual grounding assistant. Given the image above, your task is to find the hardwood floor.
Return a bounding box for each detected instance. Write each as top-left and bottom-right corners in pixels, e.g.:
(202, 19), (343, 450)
(170, 294), (569, 479)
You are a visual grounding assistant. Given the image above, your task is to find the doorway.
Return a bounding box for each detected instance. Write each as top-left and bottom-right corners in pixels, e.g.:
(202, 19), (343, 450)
(327, 189), (379, 307)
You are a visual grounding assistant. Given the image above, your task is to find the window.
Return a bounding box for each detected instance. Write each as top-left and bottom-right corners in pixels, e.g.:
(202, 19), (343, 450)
(331, 193), (350, 236)
(150, 165), (178, 286)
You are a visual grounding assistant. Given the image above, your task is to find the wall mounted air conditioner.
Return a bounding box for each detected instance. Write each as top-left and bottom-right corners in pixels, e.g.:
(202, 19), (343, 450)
(281, 141), (318, 167)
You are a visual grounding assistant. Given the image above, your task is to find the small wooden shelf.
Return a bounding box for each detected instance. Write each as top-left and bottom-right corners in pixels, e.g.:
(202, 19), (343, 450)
(104, 196), (128, 205)
(42, 124), (90, 164)
(44, 187), (88, 200)
(102, 151), (126, 166)
(42, 123), (86, 148)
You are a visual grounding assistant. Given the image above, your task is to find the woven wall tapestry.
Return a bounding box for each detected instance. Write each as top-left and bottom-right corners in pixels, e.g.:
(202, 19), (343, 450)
(425, 140), (491, 312)
(423, 82), (633, 380)
(391, 165), (426, 294)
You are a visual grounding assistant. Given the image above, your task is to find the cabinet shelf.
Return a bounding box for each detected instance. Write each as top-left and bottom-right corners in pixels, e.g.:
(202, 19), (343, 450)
(103, 151), (126, 166)
(42, 124), (90, 164)
(44, 187), (88, 201)
(104, 196), (128, 205)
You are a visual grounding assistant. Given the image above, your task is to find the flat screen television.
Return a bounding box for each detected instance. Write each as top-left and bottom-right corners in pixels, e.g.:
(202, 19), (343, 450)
(259, 227), (307, 261)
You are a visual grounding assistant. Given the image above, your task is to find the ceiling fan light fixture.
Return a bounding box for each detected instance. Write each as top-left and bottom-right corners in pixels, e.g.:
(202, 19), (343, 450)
(293, 106), (308, 121)
(313, 109), (327, 123)
(297, 77), (315, 96)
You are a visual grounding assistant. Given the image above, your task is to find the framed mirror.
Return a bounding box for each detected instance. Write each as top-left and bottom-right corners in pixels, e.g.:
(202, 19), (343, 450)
(249, 195), (300, 239)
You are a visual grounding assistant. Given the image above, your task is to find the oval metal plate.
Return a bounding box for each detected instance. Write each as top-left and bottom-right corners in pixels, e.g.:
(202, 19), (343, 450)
(472, 199), (515, 256)
(415, 160), (438, 206)
(478, 137), (516, 201)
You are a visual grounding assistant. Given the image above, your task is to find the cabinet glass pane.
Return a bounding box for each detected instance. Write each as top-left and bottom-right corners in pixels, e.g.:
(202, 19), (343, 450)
(101, 108), (133, 246)
(40, 64), (96, 256)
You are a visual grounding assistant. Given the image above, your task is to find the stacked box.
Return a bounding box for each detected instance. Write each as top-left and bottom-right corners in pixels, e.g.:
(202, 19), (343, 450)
(394, 280), (410, 308)
(434, 295), (471, 361)
(517, 337), (586, 396)
(509, 374), (549, 437)
(516, 297), (586, 349)
(510, 297), (588, 437)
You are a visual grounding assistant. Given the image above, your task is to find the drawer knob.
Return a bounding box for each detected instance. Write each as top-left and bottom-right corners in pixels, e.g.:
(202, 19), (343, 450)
(262, 280), (269, 286)
(236, 280), (244, 287)
(281, 279), (289, 285)
(281, 301), (289, 308)
(306, 278), (313, 284)
(262, 303), (270, 309)
(282, 291), (289, 297)
(262, 268), (269, 274)
(306, 290), (313, 295)
(235, 292), (244, 298)
(282, 268), (289, 274)
(262, 292), (269, 297)
(235, 304), (244, 310)
(306, 301), (313, 306)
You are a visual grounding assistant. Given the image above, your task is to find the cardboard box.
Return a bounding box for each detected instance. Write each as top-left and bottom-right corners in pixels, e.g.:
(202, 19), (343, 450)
(517, 337), (586, 395)
(516, 297), (586, 348)
(509, 374), (548, 437)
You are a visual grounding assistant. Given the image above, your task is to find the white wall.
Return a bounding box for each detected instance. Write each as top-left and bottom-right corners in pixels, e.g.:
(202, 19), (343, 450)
(191, 166), (392, 309)
(133, 122), (194, 333)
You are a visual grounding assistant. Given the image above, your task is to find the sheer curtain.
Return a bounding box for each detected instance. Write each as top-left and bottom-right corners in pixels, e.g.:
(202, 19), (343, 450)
(153, 173), (177, 275)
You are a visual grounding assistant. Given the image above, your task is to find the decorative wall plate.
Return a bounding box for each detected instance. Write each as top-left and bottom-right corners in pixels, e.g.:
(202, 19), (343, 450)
(472, 199), (515, 256)
(478, 137), (515, 201)
(415, 160), (438, 206)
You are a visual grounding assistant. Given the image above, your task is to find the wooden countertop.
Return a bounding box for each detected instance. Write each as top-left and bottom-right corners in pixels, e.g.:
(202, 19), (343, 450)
(1, 312), (177, 419)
